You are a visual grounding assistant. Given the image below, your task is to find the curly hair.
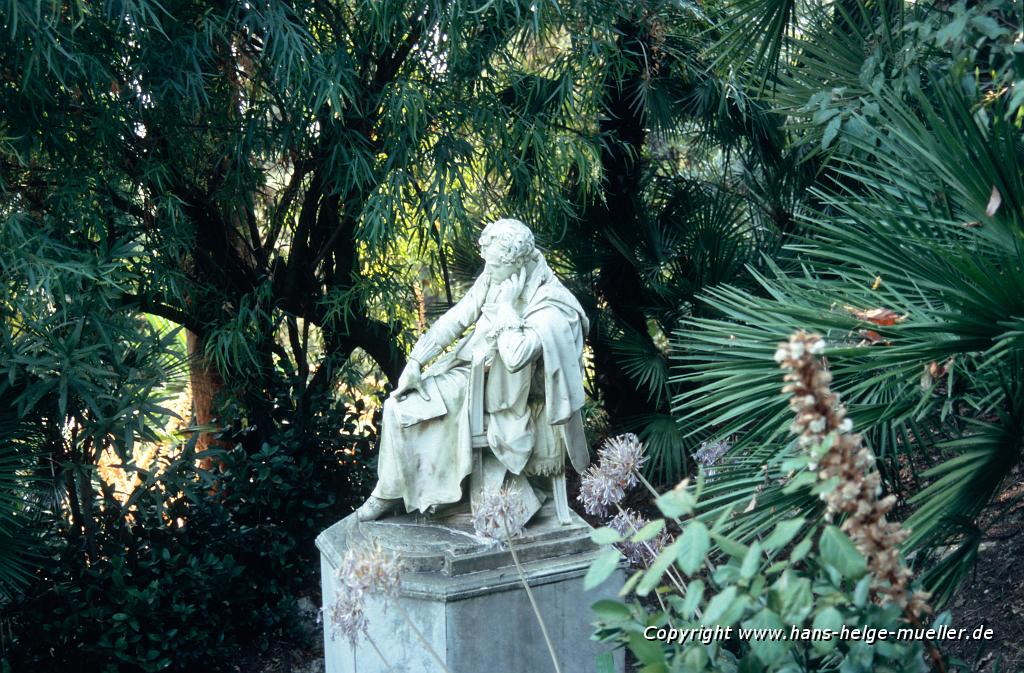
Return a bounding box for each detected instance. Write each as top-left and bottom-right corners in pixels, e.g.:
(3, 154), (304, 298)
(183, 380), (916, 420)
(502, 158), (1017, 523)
(478, 218), (536, 266)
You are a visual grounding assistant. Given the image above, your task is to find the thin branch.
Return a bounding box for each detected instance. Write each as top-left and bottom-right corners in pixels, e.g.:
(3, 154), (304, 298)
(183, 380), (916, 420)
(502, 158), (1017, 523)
(120, 293), (198, 332)
(505, 533), (562, 673)
(267, 159), (310, 254)
(372, 4), (433, 94)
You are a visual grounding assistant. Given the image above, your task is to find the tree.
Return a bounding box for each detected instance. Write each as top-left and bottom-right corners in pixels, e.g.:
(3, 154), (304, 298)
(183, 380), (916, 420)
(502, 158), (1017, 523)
(1, 0), (611, 449)
(0, 2), (617, 667)
(529, 0), (815, 481)
(3, 0), (809, 488)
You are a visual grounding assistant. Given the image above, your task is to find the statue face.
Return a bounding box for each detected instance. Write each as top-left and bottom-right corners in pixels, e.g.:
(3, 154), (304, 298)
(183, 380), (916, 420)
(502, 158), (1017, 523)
(481, 241), (520, 283)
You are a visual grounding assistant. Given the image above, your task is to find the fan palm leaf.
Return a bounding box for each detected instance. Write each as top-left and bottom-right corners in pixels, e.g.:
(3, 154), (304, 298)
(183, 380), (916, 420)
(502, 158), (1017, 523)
(671, 72), (1024, 601)
(0, 393), (45, 600)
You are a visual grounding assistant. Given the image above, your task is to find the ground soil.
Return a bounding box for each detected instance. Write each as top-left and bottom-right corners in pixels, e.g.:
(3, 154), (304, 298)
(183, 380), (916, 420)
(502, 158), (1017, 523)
(943, 467), (1024, 673)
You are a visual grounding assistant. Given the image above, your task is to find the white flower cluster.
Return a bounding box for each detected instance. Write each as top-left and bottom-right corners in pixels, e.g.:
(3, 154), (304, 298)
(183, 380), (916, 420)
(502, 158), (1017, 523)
(608, 508), (671, 567)
(694, 437), (731, 478)
(327, 539), (404, 644)
(577, 433), (648, 516)
(471, 485), (529, 545)
(600, 433), (647, 489)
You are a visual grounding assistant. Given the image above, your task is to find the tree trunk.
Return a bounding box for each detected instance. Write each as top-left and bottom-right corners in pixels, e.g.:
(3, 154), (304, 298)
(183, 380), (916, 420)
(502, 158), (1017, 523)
(186, 330), (230, 469)
(584, 16), (663, 427)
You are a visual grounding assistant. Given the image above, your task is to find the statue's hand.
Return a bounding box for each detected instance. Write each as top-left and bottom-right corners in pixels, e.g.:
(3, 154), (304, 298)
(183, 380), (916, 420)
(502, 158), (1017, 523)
(393, 360), (430, 400)
(493, 267), (527, 305)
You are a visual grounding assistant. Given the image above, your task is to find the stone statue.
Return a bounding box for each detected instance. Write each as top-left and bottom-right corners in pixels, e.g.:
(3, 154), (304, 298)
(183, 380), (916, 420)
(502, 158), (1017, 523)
(355, 218), (591, 524)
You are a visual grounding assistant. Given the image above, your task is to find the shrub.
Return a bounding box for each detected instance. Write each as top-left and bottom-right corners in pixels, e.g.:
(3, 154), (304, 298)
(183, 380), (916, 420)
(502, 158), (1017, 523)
(3, 407), (375, 672)
(584, 333), (972, 673)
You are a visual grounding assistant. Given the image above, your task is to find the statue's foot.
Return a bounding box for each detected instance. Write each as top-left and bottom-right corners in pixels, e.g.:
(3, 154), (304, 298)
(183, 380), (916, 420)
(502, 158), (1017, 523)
(355, 495), (399, 522)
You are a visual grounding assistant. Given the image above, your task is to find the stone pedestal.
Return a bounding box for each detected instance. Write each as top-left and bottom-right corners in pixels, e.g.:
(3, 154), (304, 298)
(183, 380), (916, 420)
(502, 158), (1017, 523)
(316, 503), (624, 673)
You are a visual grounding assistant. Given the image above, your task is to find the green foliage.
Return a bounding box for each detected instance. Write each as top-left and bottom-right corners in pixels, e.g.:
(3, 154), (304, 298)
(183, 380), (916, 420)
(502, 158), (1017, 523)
(585, 478), (963, 673)
(0, 217), (186, 599)
(0, 209), (374, 669)
(540, 0), (830, 484)
(4, 414), (372, 672)
(1, 0), (804, 494)
(3, 0), (1021, 668)
(672, 0), (1024, 603)
(0, 397), (43, 599)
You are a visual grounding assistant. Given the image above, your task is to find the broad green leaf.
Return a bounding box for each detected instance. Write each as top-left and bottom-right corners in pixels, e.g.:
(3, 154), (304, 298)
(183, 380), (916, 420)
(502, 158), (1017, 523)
(592, 527), (625, 545)
(702, 586), (749, 628)
(591, 599), (631, 622)
(677, 521), (711, 575)
(781, 471), (817, 494)
(789, 538), (812, 563)
(702, 585), (738, 625)
(637, 539), (682, 596)
(819, 526), (867, 580)
(619, 569), (643, 597)
(811, 607), (843, 653)
(585, 550), (621, 590)
(935, 12), (968, 45)
(852, 575), (872, 608)
(743, 609), (789, 665)
(628, 632), (666, 667)
(770, 571), (813, 624)
(683, 644), (709, 671)
(680, 579), (705, 619)
(631, 519), (666, 543)
(821, 115), (842, 150)
(712, 532), (749, 561)
(656, 486), (695, 518)
(763, 518), (805, 552)
(740, 542), (762, 581)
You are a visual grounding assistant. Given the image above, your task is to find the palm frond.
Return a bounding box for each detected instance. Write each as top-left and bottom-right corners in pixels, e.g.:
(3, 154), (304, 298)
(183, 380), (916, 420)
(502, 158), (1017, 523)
(670, 71), (1024, 598)
(0, 397), (45, 600)
(705, 0), (799, 84)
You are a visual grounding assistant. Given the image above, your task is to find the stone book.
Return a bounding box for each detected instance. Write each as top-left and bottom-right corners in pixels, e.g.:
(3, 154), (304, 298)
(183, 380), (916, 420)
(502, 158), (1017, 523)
(392, 377), (447, 427)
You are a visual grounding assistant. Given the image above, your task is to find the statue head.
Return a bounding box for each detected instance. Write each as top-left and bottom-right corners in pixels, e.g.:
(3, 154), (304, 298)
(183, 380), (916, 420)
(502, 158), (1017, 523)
(479, 218), (537, 283)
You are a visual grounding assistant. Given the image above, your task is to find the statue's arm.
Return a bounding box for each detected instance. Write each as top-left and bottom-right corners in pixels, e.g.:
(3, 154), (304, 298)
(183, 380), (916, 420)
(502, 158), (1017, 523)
(488, 302), (541, 373)
(409, 275), (488, 365)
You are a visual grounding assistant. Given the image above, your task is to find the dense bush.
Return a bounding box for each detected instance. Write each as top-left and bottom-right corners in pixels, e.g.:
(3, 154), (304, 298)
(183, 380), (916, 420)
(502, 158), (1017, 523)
(590, 510), (935, 673)
(585, 336), (965, 672)
(4, 415), (375, 672)
(0, 216), (377, 671)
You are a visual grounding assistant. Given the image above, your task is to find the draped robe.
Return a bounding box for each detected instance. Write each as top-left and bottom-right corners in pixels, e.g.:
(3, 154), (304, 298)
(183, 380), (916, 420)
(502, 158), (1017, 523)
(371, 256), (590, 516)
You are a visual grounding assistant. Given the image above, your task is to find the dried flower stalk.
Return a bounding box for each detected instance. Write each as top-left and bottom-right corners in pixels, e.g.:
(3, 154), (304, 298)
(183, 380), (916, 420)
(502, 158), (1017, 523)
(776, 331), (931, 618)
(471, 485), (562, 673)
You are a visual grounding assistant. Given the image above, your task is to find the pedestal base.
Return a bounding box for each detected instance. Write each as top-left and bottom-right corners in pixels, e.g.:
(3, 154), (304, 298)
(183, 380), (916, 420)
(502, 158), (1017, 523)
(316, 504), (624, 673)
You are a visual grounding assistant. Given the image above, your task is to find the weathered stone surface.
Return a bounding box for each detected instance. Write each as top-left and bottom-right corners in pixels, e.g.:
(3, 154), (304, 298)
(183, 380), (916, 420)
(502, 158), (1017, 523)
(318, 503), (625, 673)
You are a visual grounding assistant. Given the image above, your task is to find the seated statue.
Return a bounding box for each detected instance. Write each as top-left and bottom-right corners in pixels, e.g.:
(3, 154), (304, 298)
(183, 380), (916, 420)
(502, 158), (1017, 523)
(355, 218), (591, 524)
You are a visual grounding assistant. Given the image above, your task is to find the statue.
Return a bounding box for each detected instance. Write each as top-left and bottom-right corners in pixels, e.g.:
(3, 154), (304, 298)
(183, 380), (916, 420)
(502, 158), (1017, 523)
(355, 218), (591, 525)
